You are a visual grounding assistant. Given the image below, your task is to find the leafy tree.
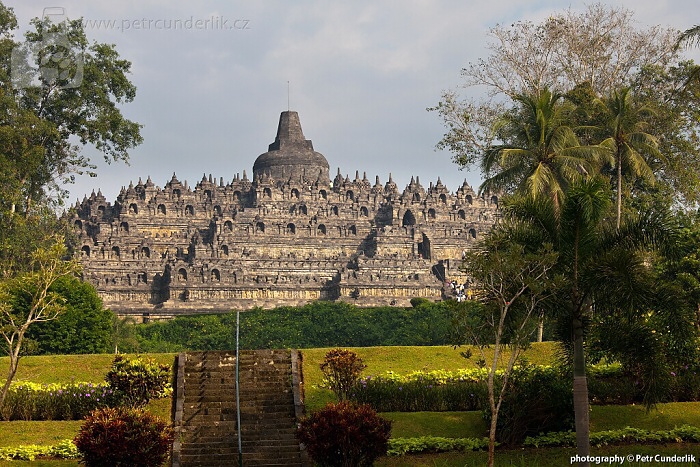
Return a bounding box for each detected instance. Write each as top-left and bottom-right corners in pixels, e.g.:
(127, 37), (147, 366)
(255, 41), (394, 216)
(454, 239), (558, 467)
(645, 211), (700, 360)
(0, 206), (69, 279)
(25, 275), (112, 354)
(0, 237), (80, 411)
(431, 4), (700, 206)
(0, 2), (141, 216)
(0, 3), (140, 407)
(502, 177), (678, 461)
(632, 61), (700, 206)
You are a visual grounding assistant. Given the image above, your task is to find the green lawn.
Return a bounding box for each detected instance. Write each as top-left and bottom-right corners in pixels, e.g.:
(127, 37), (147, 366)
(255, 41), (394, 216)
(0, 353), (176, 385)
(0, 421), (82, 447)
(382, 411), (486, 438)
(1, 346), (699, 465)
(0, 353), (173, 449)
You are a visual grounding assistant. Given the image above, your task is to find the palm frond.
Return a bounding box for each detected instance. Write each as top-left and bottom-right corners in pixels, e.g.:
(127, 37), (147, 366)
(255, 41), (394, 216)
(676, 24), (700, 49)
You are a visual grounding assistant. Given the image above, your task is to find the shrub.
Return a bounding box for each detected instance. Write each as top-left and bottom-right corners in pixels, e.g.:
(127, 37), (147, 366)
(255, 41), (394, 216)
(587, 369), (640, 405)
(297, 401), (392, 466)
(490, 365), (573, 445)
(668, 364), (700, 402)
(74, 406), (173, 467)
(410, 297), (430, 308)
(105, 354), (171, 407)
(349, 363), (700, 415)
(320, 349), (366, 401)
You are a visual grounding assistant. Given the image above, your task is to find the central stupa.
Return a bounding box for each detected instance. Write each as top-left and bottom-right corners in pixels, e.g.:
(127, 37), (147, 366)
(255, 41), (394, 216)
(252, 111), (330, 184)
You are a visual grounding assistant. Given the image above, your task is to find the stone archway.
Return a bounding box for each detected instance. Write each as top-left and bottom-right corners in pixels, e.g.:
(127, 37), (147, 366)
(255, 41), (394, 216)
(402, 210), (416, 227)
(418, 232), (432, 260)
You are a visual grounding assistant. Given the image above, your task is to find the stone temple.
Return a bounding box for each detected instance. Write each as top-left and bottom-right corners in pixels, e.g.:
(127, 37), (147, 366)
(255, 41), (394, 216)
(70, 111), (499, 320)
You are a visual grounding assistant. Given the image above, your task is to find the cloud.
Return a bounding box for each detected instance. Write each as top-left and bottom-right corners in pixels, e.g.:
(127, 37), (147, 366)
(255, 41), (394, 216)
(8, 0), (699, 204)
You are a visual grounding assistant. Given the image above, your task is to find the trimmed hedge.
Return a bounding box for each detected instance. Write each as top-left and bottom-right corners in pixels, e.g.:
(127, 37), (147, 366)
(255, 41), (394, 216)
(351, 369), (487, 412)
(349, 364), (700, 415)
(387, 436), (490, 455)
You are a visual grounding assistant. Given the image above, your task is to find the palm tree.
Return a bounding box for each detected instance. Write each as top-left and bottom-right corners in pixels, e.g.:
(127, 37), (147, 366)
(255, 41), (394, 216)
(675, 25), (700, 88)
(676, 25), (700, 49)
(502, 177), (677, 465)
(480, 89), (602, 212)
(593, 88), (661, 228)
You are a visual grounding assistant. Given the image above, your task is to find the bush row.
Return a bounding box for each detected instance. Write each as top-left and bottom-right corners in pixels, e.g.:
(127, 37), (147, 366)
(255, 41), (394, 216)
(348, 364), (700, 414)
(0, 382), (119, 421)
(524, 425), (700, 448)
(351, 370), (487, 412)
(387, 436), (491, 456)
(0, 440), (79, 461)
(135, 301), (456, 351)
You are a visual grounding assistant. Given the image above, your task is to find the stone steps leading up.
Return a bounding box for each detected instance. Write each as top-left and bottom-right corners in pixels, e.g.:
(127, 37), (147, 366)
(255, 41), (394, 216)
(171, 349), (308, 466)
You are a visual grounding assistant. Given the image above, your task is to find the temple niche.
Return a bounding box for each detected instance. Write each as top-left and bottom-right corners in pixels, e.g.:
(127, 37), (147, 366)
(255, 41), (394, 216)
(71, 111), (499, 320)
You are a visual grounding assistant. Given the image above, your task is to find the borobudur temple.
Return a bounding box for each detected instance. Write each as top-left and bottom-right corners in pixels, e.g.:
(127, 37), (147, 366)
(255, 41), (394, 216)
(69, 111), (499, 320)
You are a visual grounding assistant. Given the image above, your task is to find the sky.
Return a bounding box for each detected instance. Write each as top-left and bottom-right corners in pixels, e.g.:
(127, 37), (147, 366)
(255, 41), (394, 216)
(7, 0), (700, 205)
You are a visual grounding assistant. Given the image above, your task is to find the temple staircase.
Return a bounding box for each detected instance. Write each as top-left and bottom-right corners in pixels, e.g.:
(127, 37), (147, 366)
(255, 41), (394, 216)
(171, 349), (307, 466)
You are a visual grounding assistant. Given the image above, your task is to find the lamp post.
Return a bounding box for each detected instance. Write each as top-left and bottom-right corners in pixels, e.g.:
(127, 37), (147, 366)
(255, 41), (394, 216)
(236, 310), (242, 467)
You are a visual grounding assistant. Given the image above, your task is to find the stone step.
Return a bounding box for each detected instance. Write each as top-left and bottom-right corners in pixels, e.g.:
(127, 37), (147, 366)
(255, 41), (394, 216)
(173, 350), (306, 466)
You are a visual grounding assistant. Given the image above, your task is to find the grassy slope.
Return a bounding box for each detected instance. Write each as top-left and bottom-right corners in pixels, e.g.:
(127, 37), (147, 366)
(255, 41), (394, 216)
(1, 345), (699, 462)
(382, 411), (485, 438)
(0, 354), (175, 384)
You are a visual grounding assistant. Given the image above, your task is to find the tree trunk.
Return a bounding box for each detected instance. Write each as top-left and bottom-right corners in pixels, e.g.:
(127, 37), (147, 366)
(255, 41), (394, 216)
(487, 371), (497, 467)
(616, 152), (622, 229)
(537, 318), (544, 342)
(0, 337), (22, 411)
(572, 317), (590, 467)
(488, 408), (497, 467)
